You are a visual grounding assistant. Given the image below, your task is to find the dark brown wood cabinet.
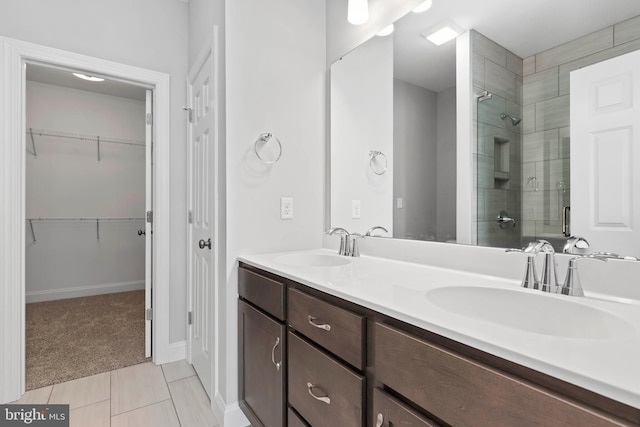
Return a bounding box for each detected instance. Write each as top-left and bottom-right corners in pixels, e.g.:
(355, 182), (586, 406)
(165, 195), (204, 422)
(238, 263), (640, 427)
(238, 300), (286, 427)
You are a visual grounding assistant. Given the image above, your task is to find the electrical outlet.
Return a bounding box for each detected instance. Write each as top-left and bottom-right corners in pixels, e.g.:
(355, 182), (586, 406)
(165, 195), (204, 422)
(397, 197), (403, 209)
(280, 197), (293, 219)
(352, 200), (361, 219)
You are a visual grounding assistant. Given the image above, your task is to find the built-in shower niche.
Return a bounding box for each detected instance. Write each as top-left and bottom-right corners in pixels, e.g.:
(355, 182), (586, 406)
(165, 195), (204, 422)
(493, 136), (510, 189)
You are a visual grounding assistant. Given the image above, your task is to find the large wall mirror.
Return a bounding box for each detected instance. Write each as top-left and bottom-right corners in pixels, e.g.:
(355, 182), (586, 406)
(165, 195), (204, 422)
(330, 0), (640, 255)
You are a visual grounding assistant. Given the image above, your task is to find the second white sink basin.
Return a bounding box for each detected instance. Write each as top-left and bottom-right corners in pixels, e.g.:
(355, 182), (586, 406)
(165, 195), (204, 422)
(275, 253), (351, 267)
(426, 286), (635, 340)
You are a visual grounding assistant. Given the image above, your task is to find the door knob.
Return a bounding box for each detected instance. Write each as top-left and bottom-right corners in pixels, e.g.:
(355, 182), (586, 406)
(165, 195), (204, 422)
(137, 229), (146, 236)
(198, 238), (212, 250)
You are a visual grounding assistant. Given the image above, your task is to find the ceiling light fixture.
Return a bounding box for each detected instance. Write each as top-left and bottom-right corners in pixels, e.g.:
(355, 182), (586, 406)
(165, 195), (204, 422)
(348, 0), (369, 25)
(377, 24), (394, 37)
(422, 22), (461, 46)
(72, 73), (105, 82)
(412, 0), (433, 13)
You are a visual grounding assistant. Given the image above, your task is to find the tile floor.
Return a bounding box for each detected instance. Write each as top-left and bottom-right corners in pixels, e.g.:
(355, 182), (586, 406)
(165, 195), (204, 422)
(11, 360), (219, 427)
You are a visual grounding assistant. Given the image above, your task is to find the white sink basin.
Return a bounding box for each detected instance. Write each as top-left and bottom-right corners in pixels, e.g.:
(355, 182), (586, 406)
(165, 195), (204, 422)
(275, 253), (351, 267)
(426, 286), (635, 340)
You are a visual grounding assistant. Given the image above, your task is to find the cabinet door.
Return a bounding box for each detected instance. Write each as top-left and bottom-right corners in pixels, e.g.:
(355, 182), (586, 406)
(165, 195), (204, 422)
(372, 388), (439, 427)
(238, 300), (286, 427)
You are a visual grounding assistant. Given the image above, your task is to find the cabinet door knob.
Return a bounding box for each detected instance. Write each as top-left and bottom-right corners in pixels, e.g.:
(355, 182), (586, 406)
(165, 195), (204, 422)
(307, 382), (331, 404)
(307, 315), (331, 331)
(198, 238), (212, 250)
(271, 336), (281, 371)
(375, 413), (384, 427)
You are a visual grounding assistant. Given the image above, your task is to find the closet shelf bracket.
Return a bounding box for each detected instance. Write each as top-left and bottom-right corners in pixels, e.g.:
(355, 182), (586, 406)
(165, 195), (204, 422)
(29, 219), (36, 243)
(29, 128), (38, 158)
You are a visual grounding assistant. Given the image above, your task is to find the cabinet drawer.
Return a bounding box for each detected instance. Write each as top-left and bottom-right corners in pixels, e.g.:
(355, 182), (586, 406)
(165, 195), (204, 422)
(288, 407), (309, 427)
(373, 322), (628, 427)
(288, 287), (365, 369)
(239, 267), (285, 321)
(288, 332), (365, 427)
(372, 388), (439, 427)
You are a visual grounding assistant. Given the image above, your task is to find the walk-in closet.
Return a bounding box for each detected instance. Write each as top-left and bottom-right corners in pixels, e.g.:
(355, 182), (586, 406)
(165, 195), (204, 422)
(24, 63), (151, 390)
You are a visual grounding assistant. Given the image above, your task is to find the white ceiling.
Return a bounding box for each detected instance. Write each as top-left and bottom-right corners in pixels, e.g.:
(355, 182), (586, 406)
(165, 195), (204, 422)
(26, 63), (147, 101)
(393, 0), (640, 92)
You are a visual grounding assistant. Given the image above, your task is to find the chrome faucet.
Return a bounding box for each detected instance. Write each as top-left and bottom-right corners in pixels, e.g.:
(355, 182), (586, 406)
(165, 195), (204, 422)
(348, 233), (364, 257)
(326, 228), (350, 256)
(536, 240), (559, 293)
(506, 241), (543, 290)
(365, 226), (389, 237)
(562, 255), (607, 297)
(563, 236), (590, 254)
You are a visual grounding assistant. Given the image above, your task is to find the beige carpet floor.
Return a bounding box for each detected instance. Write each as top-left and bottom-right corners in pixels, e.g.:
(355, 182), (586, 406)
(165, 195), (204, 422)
(26, 290), (149, 390)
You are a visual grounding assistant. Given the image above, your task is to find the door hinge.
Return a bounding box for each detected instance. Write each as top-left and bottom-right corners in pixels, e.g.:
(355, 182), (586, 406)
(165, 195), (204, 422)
(146, 211), (153, 223)
(182, 107), (193, 123)
(146, 113), (153, 125)
(188, 210), (193, 224)
(188, 311), (193, 325)
(146, 308), (153, 321)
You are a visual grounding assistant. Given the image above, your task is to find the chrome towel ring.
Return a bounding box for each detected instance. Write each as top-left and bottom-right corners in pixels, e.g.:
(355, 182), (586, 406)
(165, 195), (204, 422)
(254, 133), (282, 164)
(369, 150), (388, 175)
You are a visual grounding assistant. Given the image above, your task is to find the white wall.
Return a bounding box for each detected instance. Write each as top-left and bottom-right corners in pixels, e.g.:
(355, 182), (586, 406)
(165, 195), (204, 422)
(331, 36), (393, 234)
(393, 79), (437, 240)
(224, 0), (326, 421)
(436, 86), (457, 241)
(25, 81), (146, 302)
(0, 0), (189, 343)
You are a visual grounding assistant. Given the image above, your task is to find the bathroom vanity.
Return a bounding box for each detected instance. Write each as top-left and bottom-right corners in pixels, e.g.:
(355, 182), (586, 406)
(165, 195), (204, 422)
(238, 249), (640, 426)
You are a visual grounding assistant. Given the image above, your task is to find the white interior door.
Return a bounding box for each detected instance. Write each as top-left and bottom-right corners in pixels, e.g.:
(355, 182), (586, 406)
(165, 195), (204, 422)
(145, 89), (153, 358)
(188, 52), (215, 398)
(571, 49), (640, 256)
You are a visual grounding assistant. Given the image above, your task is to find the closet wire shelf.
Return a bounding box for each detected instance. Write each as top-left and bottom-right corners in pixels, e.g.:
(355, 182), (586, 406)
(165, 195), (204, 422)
(27, 127), (145, 160)
(27, 217), (145, 243)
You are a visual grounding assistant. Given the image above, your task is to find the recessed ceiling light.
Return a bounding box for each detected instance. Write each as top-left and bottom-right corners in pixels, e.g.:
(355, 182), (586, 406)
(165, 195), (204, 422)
(412, 0), (433, 13)
(422, 23), (461, 46)
(347, 0), (369, 25)
(72, 73), (105, 82)
(377, 24), (394, 37)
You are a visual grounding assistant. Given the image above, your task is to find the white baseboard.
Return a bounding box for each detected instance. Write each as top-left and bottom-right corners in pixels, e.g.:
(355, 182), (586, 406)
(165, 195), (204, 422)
(25, 280), (145, 303)
(162, 340), (186, 364)
(214, 394), (250, 427)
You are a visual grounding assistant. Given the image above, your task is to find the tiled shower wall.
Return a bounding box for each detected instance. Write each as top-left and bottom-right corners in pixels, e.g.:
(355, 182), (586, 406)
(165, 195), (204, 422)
(521, 14), (640, 247)
(472, 30), (523, 248)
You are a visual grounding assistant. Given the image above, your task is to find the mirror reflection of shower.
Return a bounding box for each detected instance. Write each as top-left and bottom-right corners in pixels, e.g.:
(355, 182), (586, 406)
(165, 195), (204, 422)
(477, 90), (492, 102)
(500, 112), (521, 126)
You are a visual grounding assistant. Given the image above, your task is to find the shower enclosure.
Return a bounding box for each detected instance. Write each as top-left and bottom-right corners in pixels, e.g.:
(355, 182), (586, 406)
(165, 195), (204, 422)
(475, 90), (522, 248)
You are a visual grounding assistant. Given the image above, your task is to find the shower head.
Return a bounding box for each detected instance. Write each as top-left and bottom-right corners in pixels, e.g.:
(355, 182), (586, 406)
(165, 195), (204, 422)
(500, 113), (521, 126)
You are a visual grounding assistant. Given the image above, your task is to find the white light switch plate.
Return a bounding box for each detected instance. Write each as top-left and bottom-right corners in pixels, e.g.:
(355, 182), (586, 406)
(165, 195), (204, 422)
(352, 200), (361, 219)
(281, 197), (293, 219)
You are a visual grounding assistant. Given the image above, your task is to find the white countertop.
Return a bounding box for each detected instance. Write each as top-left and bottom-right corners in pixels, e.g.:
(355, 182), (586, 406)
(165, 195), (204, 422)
(238, 248), (640, 409)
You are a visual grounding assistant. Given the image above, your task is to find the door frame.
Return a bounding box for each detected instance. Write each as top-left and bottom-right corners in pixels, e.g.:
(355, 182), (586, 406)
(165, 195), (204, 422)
(0, 36), (172, 403)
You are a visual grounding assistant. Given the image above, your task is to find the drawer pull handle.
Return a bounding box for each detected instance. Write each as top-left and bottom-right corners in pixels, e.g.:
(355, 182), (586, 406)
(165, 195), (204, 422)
(307, 382), (331, 405)
(375, 413), (384, 427)
(308, 315), (331, 331)
(271, 337), (281, 371)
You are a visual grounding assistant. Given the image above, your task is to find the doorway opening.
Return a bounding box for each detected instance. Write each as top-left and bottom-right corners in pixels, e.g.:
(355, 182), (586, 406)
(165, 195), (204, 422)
(24, 62), (153, 390)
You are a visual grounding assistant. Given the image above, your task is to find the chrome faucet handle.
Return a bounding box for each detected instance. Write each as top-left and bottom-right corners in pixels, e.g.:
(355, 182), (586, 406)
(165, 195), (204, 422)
(326, 227), (350, 256)
(348, 233), (365, 257)
(563, 236), (590, 254)
(536, 240), (559, 293)
(365, 226), (389, 237)
(562, 255), (608, 297)
(506, 247), (539, 290)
